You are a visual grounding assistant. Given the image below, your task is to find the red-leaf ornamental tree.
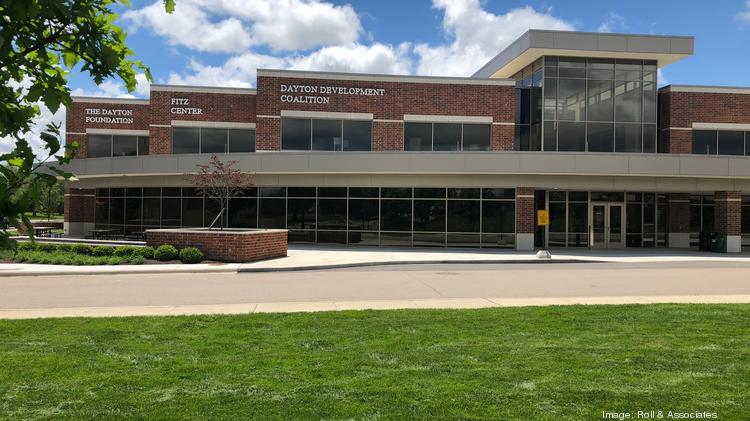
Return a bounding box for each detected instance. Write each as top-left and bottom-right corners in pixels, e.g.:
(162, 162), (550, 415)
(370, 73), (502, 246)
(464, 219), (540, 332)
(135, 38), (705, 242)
(188, 156), (255, 230)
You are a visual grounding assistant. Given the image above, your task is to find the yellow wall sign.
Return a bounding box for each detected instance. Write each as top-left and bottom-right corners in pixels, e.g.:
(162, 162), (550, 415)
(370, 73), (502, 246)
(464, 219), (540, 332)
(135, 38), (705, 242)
(537, 210), (549, 226)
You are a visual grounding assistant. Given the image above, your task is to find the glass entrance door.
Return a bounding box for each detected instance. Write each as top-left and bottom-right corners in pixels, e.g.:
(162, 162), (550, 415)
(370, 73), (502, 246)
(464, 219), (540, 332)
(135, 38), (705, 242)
(590, 203), (625, 248)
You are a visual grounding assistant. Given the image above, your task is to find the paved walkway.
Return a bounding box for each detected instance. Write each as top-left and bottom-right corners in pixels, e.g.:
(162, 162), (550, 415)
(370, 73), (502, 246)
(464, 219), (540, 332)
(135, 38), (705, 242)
(2, 246), (750, 276)
(2, 261), (749, 319)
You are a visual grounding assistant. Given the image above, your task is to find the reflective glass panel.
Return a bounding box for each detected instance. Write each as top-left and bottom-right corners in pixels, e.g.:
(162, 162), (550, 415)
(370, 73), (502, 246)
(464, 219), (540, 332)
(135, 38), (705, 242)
(404, 122), (432, 151)
(87, 134), (112, 158)
(312, 119), (342, 151)
(281, 118), (311, 150)
(172, 127), (200, 154)
(229, 129), (255, 153)
(462, 124), (491, 151)
(112, 135), (137, 156)
(201, 128), (227, 154)
(433, 123), (461, 151)
(343, 120), (372, 151)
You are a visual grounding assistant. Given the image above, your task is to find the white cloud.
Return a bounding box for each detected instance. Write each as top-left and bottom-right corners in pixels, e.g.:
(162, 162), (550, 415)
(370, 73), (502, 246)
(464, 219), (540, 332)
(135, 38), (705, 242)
(657, 69), (669, 87)
(0, 78), (65, 156)
(123, 0), (362, 53)
(414, 1), (575, 76)
(70, 73), (150, 98)
(737, 0), (750, 24)
(167, 53), (287, 87)
(123, 1), (253, 54)
(597, 13), (627, 33)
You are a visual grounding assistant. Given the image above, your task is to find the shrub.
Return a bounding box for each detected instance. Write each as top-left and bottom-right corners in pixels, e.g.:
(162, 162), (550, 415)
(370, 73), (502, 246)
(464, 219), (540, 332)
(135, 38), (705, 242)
(106, 256), (121, 265)
(51, 255), (68, 265)
(73, 255), (87, 265)
(56, 244), (73, 253)
(91, 246), (115, 257)
(154, 244), (178, 261)
(17, 242), (37, 252)
(72, 244), (93, 255)
(129, 255), (145, 265)
(179, 247), (204, 264)
(136, 246), (155, 260)
(113, 246), (138, 257)
(14, 252), (28, 263)
(37, 243), (57, 252)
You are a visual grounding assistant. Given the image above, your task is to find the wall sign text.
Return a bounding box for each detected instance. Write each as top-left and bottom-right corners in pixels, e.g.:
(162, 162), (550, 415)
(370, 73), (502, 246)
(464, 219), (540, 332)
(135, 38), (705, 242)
(280, 84), (385, 104)
(171, 98), (203, 115)
(84, 108), (134, 124)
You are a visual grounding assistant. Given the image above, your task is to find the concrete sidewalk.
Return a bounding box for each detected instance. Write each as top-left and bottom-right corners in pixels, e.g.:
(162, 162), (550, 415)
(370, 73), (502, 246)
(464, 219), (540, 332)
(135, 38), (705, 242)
(2, 246), (750, 276)
(2, 294), (749, 319)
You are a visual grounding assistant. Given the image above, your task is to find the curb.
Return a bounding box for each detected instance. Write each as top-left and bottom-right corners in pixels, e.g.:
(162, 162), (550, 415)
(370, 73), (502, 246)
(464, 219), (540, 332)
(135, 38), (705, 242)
(0, 266), (239, 277)
(238, 258), (601, 272)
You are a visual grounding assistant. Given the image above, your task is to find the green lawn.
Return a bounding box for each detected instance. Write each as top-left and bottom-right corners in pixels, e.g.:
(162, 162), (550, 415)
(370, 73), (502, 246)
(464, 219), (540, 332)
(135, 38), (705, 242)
(0, 305), (748, 420)
(23, 212), (64, 221)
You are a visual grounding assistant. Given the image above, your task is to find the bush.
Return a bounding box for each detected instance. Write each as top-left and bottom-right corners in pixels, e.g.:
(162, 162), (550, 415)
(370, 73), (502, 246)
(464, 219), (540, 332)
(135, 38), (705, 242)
(72, 244), (93, 255)
(56, 244), (73, 252)
(179, 247), (204, 264)
(91, 246), (115, 256)
(106, 256), (121, 265)
(113, 246), (138, 257)
(129, 255), (145, 265)
(17, 242), (37, 252)
(37, 243), (57, 252)
(154, 244), (179, 261)
(136, 246), (155, 260)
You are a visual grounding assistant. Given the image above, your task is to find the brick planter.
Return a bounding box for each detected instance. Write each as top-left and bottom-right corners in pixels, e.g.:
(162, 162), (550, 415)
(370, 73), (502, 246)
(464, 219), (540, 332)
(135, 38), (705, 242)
(145, 228), (288, 263)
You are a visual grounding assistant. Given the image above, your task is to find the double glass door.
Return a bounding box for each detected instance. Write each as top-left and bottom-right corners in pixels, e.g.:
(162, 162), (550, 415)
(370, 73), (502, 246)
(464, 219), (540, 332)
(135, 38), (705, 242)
(590, 203), (624, 248)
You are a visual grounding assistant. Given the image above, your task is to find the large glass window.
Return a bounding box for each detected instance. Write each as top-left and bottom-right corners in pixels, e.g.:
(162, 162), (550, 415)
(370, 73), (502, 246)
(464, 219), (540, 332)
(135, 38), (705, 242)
(557, 122), (585, 151)
(615, 124), (642, 153)
(587, 80), (614, 122)
(87, 134), (148, 158)
(87, 134), (112, 158)
(113, 135), (137, 156)
(201, 128), (228, 154)
(718, 131), (744, 156)
(405, 122), (490, 151)
(692, 130), (717, 155)
(557, 79), (586, 121)
(172, 127), (200, 154)
(229, 129), (255, 153)
(282, 118), (372, 151)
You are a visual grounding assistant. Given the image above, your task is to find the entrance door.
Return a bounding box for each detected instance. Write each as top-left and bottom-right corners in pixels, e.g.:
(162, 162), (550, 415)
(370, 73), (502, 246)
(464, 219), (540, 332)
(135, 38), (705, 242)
(590, 203), (625, 248)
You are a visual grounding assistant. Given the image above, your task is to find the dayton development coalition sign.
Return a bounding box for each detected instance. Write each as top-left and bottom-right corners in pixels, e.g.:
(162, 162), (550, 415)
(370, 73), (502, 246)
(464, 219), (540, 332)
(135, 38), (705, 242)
(280, 84), (386, 104)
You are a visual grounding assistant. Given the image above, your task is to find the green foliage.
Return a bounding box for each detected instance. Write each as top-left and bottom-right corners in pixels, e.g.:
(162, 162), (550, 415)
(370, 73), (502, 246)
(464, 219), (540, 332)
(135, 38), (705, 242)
(178, 247), (204, 264)
(36, 242), (57, 252)
(154, 244), (178, 261)
(128, 255), (145, 265)
(56, 243), (73, 252)
(0, 0), (175, 250)
(113, 245), (138, 257)
(71, 244), (93, 255)
(136, 246), (155, 259)
(16, 242), (37, 251)
(91, 245), (114, 256)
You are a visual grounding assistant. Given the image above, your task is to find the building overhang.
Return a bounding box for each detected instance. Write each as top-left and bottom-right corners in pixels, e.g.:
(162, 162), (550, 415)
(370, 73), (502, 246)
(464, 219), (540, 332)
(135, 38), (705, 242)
(473, 30), (694, 79)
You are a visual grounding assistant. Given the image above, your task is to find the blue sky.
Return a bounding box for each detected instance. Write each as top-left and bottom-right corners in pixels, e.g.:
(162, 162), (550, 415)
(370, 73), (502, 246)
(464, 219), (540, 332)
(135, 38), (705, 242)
(67, 0), (750, 98)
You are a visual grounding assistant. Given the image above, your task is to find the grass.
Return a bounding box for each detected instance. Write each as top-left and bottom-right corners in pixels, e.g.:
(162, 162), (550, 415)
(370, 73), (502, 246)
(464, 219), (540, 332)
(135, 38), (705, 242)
(0, 304), (748, 420)
(23, 212), (64, 221)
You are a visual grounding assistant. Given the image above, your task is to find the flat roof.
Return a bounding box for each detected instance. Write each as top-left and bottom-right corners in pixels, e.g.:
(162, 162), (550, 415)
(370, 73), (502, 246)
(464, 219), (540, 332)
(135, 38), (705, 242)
(258, 68), (515, 86)
(473, 30), (694, 79)
(659, 85), (750, 95)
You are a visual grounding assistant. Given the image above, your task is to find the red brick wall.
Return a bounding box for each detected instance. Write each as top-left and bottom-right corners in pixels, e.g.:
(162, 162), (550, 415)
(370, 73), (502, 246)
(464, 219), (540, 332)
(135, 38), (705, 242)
(256, 116), (280, 151)
(515, 187), (534, 234)
(668, 193), (691, 233)
(256, 75), (516, 152)
(64, 188), (96, 223)
(146, 229), (288, 263)
(65, 101), (150, 158)
(714, 191), (741, 236)
(659, 90), (750, 154)
(149, 89), (257, 154)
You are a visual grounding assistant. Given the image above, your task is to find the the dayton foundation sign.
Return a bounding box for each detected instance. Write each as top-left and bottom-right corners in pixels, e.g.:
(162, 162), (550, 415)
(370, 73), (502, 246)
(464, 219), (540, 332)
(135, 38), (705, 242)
(280, 84), (385, 104)
(84, 108), (134, 124)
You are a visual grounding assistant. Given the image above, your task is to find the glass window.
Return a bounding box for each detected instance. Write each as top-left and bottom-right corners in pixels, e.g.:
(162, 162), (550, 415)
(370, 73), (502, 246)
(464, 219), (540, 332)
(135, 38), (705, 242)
(258, 198), (286, 228)
(587, 123), (614, 152)
(643, 124), (656, 153)
(87, 134), (111, 158)
(172, 127), (200, 154)
(318, 199), (347, 230)
(348, 199), (379, 231)
(201, 128), (228, 154)
(718, 131), (744, 156)
(587, 58), (614, 79)
(343, 120), (372, 151)
(415, 188), (445, 199)
(312, 119), (342, 151)
(463, 124), (491, 151)
(381, 200), (412, 231)
(281, 118), (311, 150)
(288, 187), (316, 197)
(642, 82), (656, 123)
(382, 188), (412, 198)
(349, 187), (379, 198)
(557, 122), (586, 152)
(318, 187), (347, 197)
(692, 130), (717, 155)
(543, 121), (557, 151)
(142, 198), (161, 226)
(404, 122), (432, 151)
(229, 129), (255, 153)
(95, 197), (109, 224)
(433, 123), (461, 151)
(287, 198), (316, 230)
(228, 198), (257, 228)
(558, 57), (586, 78)
(449, 188), (480, 199)
(516, 124), (530, 151)
(113, 135), (137, 156)
(614, 80), (642, 122)
(447, 201), (480, 232)
(615, 124), (642, 153)
(482, 188), (515, 199)
(557, 79), (586, 121)
(414, 200), (446, 232)
(181, 198), (203, 227)
(109, 197), (124, 225)
(543, 78), (557, 120)
(259, 187), (286, 197)
(615, 60), (642, 81)
(587, 80), (614, 122)
(138, 136), (149, 155)
(482, 201), (514, 233)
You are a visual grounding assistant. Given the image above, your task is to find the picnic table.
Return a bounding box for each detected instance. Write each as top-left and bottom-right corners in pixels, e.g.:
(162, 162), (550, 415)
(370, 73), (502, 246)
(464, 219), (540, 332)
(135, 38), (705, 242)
(89, 229), (119, 240)
(33, 226), (55, 237)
